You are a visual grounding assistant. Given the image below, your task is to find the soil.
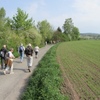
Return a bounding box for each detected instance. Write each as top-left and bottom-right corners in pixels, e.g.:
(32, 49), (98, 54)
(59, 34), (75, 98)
(57, 57), (80, 100)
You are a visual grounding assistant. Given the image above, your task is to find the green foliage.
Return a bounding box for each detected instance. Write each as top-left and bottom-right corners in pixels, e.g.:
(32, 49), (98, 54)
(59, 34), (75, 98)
(0, 29), (20, 57)
(37, 20), (54, 43)
(63, 18), (80, 41)
(71, 26), (80, 40)
(0, 7), (43, 57)
(0, 7), (80, 58)
(63, 18), (74, 35)
(57, 27), (62, 33)
(0, 7), (6, 31)
(12, 8), (33, 31)
(21, 28), (42, 47)
(52, 27), (69, 42)
(20, 45), (68, 100)
(0, 7), (5, 18)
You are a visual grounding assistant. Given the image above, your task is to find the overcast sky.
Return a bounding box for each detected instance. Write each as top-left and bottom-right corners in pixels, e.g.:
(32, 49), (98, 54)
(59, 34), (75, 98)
(0, 0), (100, 33)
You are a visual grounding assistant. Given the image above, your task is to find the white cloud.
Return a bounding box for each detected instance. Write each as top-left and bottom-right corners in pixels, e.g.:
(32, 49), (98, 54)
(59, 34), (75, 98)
(48, 14), (69, 29)
(38, 0), (46, 6)
(46, 0), (100, 32)
(21, 0), (100, 33)
(25, 2), (38, 18)
(73, 0), (100, 11)
(26, 0), (46, 18)
(70, 0), (100, 33)
(72, 0), (100, 21)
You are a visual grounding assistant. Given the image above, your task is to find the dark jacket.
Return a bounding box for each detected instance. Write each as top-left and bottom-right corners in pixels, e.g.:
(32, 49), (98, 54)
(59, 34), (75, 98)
(0, 47), (8, 59)
(25, 46), (33, 56)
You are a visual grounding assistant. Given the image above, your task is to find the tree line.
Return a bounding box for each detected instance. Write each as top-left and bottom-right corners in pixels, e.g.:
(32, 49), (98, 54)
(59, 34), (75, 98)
(0, 7), (80, 56)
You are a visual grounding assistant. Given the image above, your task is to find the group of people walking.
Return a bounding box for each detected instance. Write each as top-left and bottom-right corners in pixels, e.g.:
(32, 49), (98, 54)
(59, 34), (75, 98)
(0, 43), (39, 74)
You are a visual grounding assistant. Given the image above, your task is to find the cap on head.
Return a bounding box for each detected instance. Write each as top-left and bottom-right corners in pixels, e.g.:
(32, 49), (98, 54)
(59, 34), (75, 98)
(21, 43), (23, 46)
(28, 43), (31, 46)
(3, 45), (6, 48)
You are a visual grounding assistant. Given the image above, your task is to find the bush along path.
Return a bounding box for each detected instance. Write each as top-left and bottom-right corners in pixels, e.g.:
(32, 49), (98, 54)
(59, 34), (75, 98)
(20, 44), (69, 100)
(0, 45), (53, 100)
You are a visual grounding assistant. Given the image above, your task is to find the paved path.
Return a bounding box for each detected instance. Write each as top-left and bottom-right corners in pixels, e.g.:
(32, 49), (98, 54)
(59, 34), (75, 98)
(0, 45), (53, 100)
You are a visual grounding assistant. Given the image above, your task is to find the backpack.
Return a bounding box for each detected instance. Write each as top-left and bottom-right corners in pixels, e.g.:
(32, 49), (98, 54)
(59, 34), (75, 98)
(19, 46), (24, 52)
(25, 47), (32, 55)
(5, 52), (10, 59)
(0, 51), (4, 57)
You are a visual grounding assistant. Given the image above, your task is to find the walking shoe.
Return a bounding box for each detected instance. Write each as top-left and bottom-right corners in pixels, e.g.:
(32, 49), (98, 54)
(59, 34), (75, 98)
(4, 71), (6, 75)
(10, 72), (14, 74)
(28, 69), (31, 72)
(35, 56), (38, 58)
(1, 68), (3, 70)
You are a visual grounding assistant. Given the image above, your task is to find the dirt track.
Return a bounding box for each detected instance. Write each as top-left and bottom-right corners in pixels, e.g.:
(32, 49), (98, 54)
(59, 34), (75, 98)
(0, 45), (53, 100)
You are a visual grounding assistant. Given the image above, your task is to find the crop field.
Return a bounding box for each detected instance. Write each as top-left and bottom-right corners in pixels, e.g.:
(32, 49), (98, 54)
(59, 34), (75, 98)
(56, 40), (100, 100)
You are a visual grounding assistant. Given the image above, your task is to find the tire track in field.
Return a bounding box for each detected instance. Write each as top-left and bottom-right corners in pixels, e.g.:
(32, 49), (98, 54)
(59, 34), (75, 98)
(57, 56), (80, 100)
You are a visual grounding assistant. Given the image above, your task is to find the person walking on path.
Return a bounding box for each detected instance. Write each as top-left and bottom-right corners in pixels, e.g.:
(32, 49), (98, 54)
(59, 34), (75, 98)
(18, 43), (25, 63)
(0, 45), (53, 100)
(4, 48), (15, 74)
(34, 45), (39, 58)
(0, 45), (8, 69)
(25, 43), (33, 72)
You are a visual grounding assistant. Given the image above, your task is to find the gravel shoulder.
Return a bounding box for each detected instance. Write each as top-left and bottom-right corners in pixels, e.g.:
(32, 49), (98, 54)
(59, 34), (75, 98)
(0, 45), (53, 100)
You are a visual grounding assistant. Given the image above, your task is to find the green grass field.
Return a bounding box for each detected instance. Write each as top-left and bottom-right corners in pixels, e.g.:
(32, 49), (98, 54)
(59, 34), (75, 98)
(56, 40), (100, 100)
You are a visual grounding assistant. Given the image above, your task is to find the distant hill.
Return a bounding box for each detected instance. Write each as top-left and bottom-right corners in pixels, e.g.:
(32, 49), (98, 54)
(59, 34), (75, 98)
(80, 33), (100, 35)
(80, 33), (100, 39)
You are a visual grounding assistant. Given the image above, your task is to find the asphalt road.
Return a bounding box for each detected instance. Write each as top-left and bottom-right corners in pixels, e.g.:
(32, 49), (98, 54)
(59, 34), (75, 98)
(0, 45), (53, 100)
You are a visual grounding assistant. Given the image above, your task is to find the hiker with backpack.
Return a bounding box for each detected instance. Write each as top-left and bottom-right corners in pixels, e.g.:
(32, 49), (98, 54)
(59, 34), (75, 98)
(18, 43), (25, 63)
(24, 43), (33, 72)
(0, 45), (8, 69)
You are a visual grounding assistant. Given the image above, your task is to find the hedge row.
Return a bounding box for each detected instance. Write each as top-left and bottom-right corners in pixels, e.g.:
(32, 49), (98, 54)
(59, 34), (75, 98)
(20, 44), (68, 100)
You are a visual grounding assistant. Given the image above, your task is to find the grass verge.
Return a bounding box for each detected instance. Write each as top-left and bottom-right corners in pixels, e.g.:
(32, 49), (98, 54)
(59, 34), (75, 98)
(20, 44), (69, 100)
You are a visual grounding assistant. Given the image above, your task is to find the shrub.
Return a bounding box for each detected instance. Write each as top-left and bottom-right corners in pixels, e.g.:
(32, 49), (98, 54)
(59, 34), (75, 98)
(20, 45), (68, 100)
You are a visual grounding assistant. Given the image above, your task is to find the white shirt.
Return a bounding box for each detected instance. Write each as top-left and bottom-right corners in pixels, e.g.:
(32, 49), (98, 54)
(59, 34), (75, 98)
(34, 46), (39, 52)
(8, 51), (14, 58)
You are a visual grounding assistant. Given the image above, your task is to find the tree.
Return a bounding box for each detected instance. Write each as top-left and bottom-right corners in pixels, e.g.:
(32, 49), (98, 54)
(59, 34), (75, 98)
(0, 7), (6, 31)
(63, 18), (74, 34)
(63, 18), (80, 41)
(57, 27), (62, 33)
(23, 28), (42, 46)
(71, 27), (80, 40)
(52, 27), (68, 42)
(11, 8), (33, 31)
(63, 18), (74, 40)
(52, 27), (62, 42)
(37, 20), (54, 43)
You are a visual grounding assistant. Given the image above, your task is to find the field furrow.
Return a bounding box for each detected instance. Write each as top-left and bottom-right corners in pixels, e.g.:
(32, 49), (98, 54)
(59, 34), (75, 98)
(57, 40), (100, 100)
